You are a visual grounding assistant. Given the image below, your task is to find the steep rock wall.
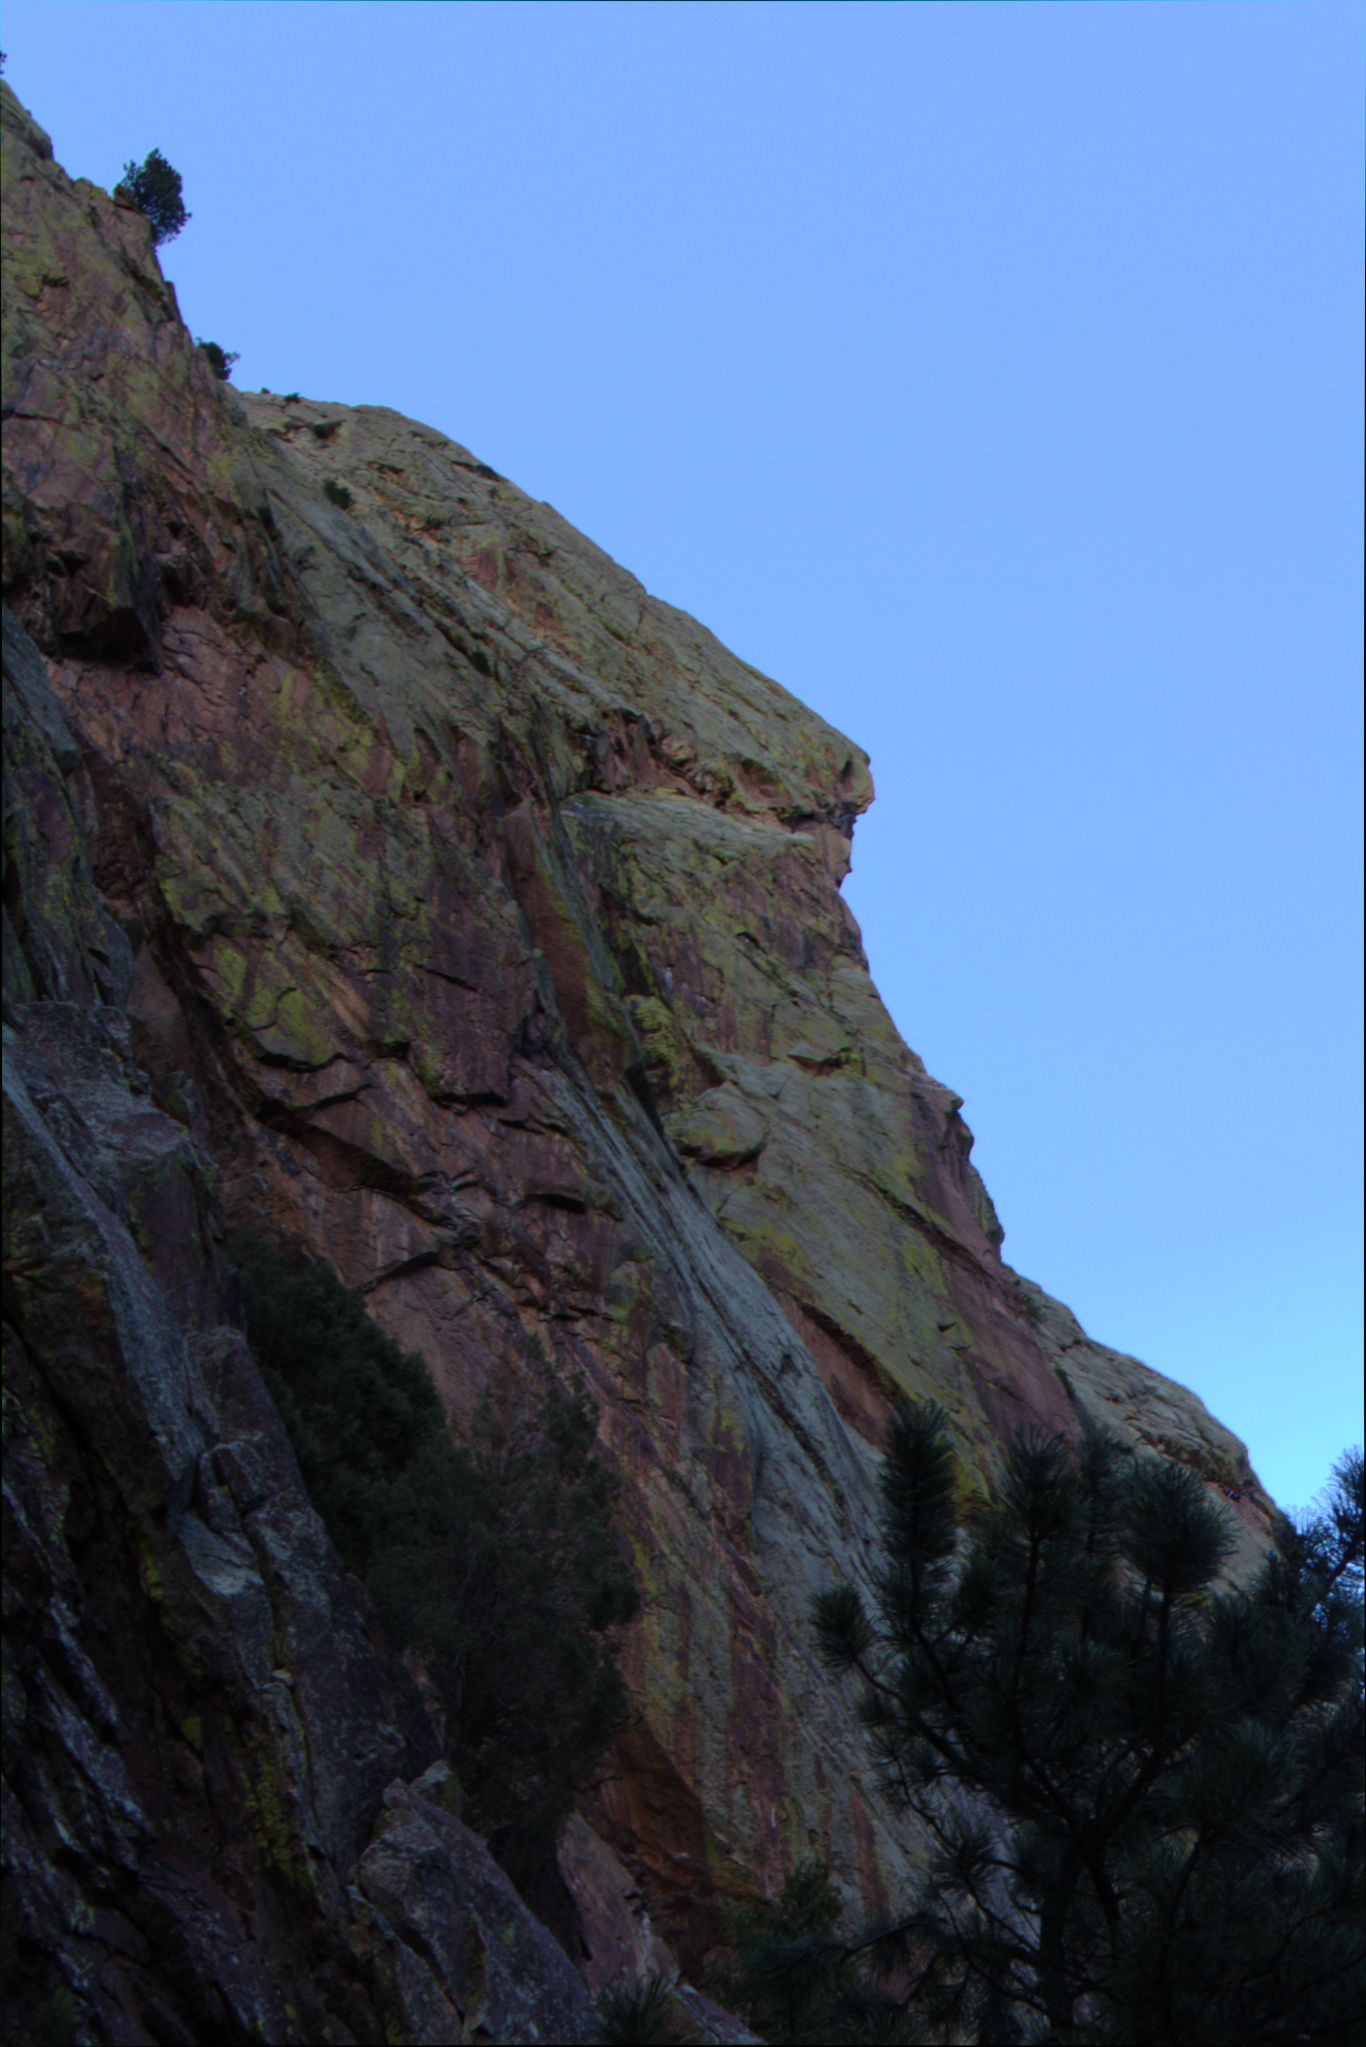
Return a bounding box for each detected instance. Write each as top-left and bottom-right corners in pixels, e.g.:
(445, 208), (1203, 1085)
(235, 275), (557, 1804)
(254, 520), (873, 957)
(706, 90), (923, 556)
(2, 603), (595, 2045)
(2, 76), (1277, 2001)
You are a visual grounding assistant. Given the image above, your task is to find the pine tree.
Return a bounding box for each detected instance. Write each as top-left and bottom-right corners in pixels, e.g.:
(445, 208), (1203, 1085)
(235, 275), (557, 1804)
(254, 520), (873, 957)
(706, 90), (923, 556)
(594, 1973), (694, 2045)
(793, 1405), (1363, 2045)
(711, 1859), (845, 2044)
(364, 1371), (639, 1888)
(197, 339), (239, 382)
(233, 1236), (638, 1898)
(117, 148), (189, 246)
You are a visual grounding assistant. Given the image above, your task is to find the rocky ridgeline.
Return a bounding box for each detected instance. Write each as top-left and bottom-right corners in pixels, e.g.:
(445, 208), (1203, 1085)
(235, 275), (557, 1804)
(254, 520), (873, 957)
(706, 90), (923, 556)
(1, 80), (1276, 2043)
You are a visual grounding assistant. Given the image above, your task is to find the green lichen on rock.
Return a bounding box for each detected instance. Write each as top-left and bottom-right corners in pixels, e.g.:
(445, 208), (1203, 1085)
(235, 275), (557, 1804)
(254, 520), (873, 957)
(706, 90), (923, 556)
(627, 993), (687, 1102)
(240, 1727), (313, 1892)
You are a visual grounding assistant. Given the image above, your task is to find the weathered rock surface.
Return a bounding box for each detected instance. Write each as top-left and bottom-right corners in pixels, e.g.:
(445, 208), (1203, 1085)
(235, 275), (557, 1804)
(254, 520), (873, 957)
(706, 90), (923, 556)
(355, 1766), (594, 2046)
(2, 77), (1278, 2035)
(2, 602), (594, 2043)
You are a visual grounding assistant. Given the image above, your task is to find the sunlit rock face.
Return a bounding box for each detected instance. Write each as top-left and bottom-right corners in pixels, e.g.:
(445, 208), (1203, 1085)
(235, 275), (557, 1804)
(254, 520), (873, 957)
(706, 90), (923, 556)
(2, 71), (1277, 2015)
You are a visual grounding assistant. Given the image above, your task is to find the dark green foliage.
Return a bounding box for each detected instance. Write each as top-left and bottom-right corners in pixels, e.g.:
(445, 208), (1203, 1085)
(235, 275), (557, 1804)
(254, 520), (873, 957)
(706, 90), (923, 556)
(364, 1368), (639, 1887)
(796, 1407), (1364, 2044)
(197, 339), (239, 382)
(232, 1235), (637, 1890)
(323, 478), (353, 510)
(117, 148), (189, 246)
(33, 1987), (78, 2047)
(712, 1859), (847, 2044)
(594, 1972), (693, 2044)
(231, 1234), (441, 1569)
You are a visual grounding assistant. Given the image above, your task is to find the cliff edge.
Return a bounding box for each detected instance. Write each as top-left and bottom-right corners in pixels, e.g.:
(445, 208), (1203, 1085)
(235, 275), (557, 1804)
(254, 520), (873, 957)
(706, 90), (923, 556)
(1, 80), (1276, 2038)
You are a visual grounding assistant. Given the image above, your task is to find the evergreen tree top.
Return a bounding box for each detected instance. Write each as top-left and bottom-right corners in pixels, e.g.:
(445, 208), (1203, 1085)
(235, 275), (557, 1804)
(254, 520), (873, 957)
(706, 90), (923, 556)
(790, 1406), (1366, 2045)
(117, 148), (189, 247)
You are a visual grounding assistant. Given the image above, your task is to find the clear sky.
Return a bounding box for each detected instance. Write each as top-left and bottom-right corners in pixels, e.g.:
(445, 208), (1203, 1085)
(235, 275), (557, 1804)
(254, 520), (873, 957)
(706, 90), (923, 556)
(4, 2), (1361, 1515)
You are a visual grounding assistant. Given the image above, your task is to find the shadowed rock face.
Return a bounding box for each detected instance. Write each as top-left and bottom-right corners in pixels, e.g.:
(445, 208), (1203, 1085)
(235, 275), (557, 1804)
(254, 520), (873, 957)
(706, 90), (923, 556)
(2, 605), (594, 2044)
(2, 74), (1277, 2024)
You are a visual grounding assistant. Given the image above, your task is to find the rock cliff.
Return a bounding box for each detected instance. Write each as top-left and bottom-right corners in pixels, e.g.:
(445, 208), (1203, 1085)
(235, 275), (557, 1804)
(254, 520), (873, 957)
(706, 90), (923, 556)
(2, 81), (1278, 2040)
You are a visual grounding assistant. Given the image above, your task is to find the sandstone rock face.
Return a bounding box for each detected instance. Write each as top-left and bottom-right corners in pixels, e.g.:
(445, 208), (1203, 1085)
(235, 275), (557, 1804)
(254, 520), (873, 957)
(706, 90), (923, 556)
(2, 75), (1278, 2027)
(2, 603), (594, 2044)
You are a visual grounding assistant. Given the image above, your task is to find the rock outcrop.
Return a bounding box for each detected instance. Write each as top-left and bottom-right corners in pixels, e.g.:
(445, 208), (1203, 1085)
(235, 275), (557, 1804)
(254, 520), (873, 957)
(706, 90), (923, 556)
(2, 79), (1277, 2038)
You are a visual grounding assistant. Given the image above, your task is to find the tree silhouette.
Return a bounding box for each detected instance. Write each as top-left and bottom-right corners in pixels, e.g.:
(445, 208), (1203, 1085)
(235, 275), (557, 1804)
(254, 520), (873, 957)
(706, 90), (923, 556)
(197, 340), (239, 382)
(118, 149), (189, 246)
(233, 1235), (638, 1899)
(771, 1405), (1365, 2044)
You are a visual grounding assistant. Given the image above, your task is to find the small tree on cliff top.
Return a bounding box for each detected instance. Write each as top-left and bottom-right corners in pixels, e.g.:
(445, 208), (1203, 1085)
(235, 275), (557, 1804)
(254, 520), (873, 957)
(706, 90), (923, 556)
(117, 148), (189, 245)
(197, 339), (239, 382)
(755, 1404), (1365, 2044)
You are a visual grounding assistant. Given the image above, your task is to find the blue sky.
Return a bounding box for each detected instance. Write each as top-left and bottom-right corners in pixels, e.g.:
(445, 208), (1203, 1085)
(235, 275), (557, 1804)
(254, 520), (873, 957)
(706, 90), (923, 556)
(4, 1), (1361, 1514)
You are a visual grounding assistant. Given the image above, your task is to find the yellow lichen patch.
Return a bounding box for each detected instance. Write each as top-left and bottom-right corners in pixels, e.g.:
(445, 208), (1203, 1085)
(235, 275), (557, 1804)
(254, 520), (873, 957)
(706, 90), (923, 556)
(241, 1730), (313, 1892)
